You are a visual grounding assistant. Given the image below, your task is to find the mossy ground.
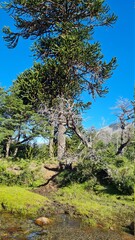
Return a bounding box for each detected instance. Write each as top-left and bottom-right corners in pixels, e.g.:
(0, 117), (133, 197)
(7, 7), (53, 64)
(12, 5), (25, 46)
(0, 186), (50, 217)
(54, 183), (134, 229)
(0, 160), (134, 232)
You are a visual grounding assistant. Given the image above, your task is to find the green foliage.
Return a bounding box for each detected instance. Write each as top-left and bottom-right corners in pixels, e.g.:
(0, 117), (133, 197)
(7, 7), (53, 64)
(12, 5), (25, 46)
(96, 144), (135, 194)
(0, 159), (44, 187)
(35, 144), (50, 160)
(66, 131), (82, 153)
(56, 155), (103, 186)
(124, 141), (135, 162)
(57, 140), (134, 195)
(0, 86), (49, 158)
(83, 177), (98, 191)
(2, 0), (118, 161)
(95, 140), (105, 150)
(2, 0), (117, 48)
(0, 186), (49, 216)
(109, 164), (135, 195)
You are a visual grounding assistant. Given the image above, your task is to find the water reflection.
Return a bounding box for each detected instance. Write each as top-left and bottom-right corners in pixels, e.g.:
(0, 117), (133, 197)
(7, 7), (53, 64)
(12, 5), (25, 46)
(0, 212), (134, 240)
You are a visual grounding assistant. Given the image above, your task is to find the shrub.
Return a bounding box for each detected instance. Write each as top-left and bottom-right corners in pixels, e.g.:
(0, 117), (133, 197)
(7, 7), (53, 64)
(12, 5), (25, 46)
(110, 166), (134, 195)
(0, 159), (44, 187)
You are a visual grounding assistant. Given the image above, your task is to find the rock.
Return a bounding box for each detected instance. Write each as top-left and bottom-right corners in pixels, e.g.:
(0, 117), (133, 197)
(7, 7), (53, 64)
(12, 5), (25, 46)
(35, 217), (52, 226)
(109, 226), (114, 231)
(129, 221), (134, 234)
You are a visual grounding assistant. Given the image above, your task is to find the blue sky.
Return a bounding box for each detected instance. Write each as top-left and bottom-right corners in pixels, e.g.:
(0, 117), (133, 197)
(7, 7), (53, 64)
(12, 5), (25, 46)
(0, 0), (134, 129)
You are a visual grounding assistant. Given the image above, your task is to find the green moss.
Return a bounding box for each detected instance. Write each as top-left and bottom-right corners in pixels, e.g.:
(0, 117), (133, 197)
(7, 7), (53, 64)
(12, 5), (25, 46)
(0, 186), (50, 217)
(54, 183), (134, 229)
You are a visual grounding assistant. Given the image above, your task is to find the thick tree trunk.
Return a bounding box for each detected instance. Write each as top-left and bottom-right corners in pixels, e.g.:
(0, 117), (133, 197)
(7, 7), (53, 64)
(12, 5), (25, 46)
(116, 125), (130, 155)
(116, 139), (130, 155)
(57, 98), (66, 161)
(57, 122), (66, 160)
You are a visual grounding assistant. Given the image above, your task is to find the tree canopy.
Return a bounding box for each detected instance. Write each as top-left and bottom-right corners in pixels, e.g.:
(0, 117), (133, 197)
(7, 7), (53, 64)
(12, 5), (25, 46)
(3, 0), (117, 48)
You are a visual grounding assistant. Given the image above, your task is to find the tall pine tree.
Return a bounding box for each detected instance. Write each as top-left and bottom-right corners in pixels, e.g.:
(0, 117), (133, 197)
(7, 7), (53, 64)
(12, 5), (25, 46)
(2, 0), (117, 160)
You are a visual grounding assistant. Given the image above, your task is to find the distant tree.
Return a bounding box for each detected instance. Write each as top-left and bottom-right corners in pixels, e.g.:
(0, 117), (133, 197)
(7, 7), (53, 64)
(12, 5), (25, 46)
(0, 87), (47, 158)
(113, 98), (134, 155)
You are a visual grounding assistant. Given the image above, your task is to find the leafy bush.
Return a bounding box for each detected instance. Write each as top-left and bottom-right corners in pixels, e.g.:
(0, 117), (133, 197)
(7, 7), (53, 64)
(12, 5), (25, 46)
(83, 177), (98, 190)
(0, 159), (44, 187)
(56, 156), (103, 186)
(56, 150), (134, 195)
(110, 165), (134, 195)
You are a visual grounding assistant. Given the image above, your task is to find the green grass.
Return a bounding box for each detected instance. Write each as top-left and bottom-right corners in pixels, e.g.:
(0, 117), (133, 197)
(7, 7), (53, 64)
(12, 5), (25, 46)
(0, 186), (50, 217)
(54, 183), (134, 229)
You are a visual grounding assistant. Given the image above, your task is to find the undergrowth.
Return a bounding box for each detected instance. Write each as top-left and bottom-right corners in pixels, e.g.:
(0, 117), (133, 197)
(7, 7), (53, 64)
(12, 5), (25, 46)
(0, 158), (44, 187)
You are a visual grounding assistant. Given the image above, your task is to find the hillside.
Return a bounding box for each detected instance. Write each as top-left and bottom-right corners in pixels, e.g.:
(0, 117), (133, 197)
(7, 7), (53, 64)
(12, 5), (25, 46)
(97, 122), (133, 144)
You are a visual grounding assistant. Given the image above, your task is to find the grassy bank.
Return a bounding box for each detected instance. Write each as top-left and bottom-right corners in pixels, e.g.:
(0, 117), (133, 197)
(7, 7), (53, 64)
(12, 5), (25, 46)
(0, 158), (134, 231)
(0, 184), (134, 231)
(54, 183), (134, 230)
(0, 186), (50, 217)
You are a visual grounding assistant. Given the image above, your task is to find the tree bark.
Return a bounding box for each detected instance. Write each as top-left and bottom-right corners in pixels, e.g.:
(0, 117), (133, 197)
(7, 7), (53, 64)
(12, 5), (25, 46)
(13, 147), (19, 157)
(72, 125), (92, 148)
(116, 139), (130, 155)
(49, 123), (55, 159)
(5, 137), (12, 158)
(57, 122), (66, 160)
(57, 98), (66, 161)
(67, 117), (92, 148)
(13, 126), (21, 158)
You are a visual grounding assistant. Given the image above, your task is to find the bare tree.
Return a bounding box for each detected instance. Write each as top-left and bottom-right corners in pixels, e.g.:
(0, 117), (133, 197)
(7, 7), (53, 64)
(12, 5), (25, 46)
(112, 98), (134, 155)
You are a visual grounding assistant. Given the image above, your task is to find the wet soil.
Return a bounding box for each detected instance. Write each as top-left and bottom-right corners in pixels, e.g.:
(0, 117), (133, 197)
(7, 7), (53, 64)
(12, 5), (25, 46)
(0, 212), (134, 240)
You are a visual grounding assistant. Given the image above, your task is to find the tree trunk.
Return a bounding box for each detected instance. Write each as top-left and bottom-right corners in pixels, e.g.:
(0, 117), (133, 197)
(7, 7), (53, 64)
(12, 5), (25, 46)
(49, 123), (55, 159)
(57, 122), (66, 160)
(5, 137), (12, 158)
(73, 126), (92, 148)
(48, 112), (55, 159)
(13, 125), (21, 158)
(57, 98), (66, 161)
(49, 137), (54, 159)
(13, 147), (18, 158)
(67, 118), (92, 148)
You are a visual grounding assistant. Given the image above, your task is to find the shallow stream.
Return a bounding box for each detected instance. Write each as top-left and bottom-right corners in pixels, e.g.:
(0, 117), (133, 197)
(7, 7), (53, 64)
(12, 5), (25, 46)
(0, 212), (134, 240)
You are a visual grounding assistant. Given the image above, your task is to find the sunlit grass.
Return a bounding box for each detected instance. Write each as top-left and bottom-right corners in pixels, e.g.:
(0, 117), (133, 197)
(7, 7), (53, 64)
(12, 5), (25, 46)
(0, 186), (50, 217)
(55, 183), (134, 229)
